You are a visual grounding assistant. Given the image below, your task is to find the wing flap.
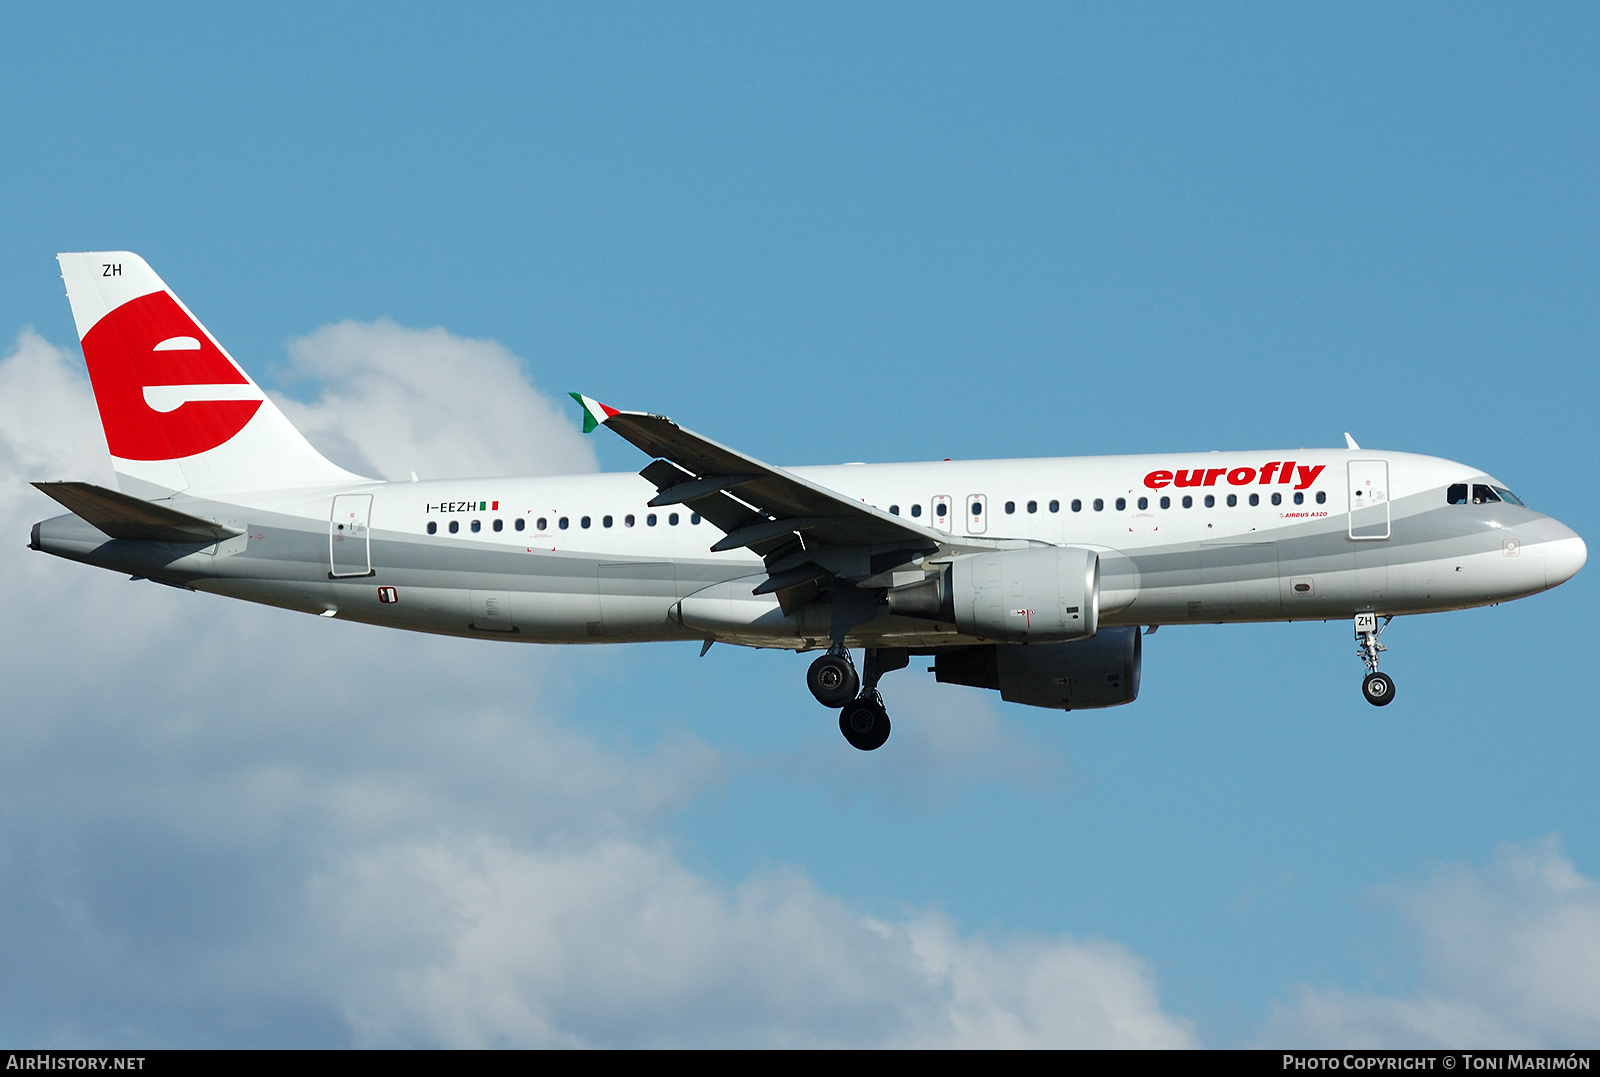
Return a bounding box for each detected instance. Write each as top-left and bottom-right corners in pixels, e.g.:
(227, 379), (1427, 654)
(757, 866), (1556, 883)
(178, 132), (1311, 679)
(708, 516), (848, 554)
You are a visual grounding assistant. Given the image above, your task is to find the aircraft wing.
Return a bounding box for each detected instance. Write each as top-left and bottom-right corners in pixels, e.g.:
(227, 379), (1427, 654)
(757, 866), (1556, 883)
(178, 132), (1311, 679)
(572, 394), (943, 594)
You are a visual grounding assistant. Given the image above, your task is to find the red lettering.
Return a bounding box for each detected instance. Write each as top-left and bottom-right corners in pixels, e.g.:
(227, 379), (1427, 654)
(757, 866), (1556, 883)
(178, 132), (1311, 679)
(1146, 461), (1326, 491)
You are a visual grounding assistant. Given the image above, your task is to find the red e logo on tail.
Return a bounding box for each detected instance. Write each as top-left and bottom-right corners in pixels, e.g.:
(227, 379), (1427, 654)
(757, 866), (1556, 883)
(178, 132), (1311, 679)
(81, 291), (263, 461)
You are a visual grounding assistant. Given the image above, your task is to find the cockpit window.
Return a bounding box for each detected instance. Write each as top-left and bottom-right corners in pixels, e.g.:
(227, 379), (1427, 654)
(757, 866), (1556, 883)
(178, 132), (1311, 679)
(1447, 483), (1468, 505)
(1491, 486), (1525, 507)
(1472, 484), (1501, 505)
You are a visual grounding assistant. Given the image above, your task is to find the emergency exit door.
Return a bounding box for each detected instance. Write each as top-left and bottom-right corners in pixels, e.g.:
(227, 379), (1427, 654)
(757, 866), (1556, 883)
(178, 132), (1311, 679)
(966, 493), (988, 534)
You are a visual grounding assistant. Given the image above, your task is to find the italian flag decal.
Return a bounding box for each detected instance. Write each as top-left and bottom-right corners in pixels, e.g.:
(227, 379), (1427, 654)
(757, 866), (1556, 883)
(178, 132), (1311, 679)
(570, 392), (619, 434)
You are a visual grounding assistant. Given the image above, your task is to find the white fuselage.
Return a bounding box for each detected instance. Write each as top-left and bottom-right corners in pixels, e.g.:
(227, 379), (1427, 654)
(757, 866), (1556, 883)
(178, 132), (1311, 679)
(35, 447), (1587, 651)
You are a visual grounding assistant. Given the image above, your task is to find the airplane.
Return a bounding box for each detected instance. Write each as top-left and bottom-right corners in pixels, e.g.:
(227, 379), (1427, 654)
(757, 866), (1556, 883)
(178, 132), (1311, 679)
(29, 252), (1588, 750)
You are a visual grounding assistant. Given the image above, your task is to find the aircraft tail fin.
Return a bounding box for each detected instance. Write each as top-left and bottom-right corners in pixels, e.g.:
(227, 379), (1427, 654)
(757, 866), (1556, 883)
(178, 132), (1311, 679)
(56, 252), (367, 497)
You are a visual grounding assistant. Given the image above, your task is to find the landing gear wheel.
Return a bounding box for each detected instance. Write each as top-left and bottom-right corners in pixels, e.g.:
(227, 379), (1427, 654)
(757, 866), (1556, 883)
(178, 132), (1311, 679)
(840, 696), (891, 751)
(807, 653), (859, 707)
(1362, 671), (1395, 707)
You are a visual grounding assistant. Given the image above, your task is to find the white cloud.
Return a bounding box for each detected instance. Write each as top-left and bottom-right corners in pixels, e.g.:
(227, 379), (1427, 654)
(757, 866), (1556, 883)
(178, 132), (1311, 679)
(896, 914), (1195, 1048)
(1261, 837), (1600, 1048)
(0, 329), (113, 505)
(311, 837), (1196, 1048)
(272, 319), (597, 481)
(0, 329), (1192, 1048)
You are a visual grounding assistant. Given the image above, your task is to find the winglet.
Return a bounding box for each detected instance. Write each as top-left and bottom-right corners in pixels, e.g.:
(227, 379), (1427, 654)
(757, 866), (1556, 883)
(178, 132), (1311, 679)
(1344, 432), (1361, 450)
(570, 393), (619, 434)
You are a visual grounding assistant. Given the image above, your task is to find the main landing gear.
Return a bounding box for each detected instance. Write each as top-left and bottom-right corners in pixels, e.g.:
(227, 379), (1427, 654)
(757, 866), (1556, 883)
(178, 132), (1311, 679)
(1355, 612), (1396, 707)
(840, 696), (890, 752)
(806, 651), (858, 707)
(807, 647), (908, 750)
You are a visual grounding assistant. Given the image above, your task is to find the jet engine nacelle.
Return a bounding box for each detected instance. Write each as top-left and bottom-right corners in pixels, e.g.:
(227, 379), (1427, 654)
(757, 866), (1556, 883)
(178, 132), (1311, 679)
(889, 546), (1099, 642)
(932, 627), (1142, 710)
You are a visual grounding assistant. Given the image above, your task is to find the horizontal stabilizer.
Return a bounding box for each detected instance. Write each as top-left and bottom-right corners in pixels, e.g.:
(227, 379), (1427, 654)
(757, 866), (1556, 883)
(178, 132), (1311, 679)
(33, 482), (245, 542)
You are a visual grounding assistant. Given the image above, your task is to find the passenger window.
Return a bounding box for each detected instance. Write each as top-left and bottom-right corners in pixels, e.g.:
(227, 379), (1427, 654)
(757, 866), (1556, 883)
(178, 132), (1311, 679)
(449, 520), (460, 534)
(647, 514), (657, 526)
(471, 520), (481, 532)
(1204, 494), (1215, 508)
(1226, 494), (1237, 507)
(559, 517), (569, 530)
(691, 513), (701, 524)
(1182, 495), (1193, 509)
(889, 505), (899, 515)
(1294, 492), (1305, 505)
(536, 517), (547, 531)
(1093, 498), (1104, 512)
(1027, 500), (1037, 513)
(936, 503), (947, 518)
(1160, 496), (1171, 509)
(1271, 493), (1282, 506)
(1115, 497), (1126, 511)
(1049, 500), (1060, 513)
(581, 516), (591, 528)
(1316, 491), (1326, 504)
(515, 518), (525, 531)
(1071, 499), (1082, 512)
(972, 502), (983, 516)
(911, 504), (922, 518)
(669, 513), (680, 525)
(1472, 484), (1501, 504)
(1447, 483), (1469, 505)
(1249, 493), (1259, 507)
(625, 514), (635, 527)
(1004, 501), (1015, 514)
(603, 515), (613, 528)
(427, 521), (437, 535)
(1137, 497), (1148, 510)
(493, 519), (503, 532)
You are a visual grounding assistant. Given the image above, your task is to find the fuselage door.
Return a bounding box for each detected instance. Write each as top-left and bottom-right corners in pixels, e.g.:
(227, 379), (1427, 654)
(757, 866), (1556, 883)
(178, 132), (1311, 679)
(330, 493), (374, 576)
(1347, 461), (1390, 540)
(966, 493), (988, 535)
(932, 495), (953, 533)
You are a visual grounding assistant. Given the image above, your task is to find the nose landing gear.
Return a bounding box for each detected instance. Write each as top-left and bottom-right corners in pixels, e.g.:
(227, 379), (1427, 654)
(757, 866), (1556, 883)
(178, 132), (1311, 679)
(1355, 612), (1396, 707)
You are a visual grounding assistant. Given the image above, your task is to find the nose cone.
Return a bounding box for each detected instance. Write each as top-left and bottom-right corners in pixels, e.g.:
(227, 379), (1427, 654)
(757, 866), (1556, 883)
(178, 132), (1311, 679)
(1543, 527), (1587, 589)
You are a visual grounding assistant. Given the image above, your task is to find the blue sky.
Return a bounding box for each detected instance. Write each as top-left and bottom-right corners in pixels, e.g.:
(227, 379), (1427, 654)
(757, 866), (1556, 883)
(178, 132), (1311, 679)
(2, 3), (1596, 1047)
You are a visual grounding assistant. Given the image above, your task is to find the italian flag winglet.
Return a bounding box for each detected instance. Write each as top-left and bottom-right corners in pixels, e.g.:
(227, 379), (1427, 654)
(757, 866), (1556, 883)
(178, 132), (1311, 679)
(570, 392), (619, 434)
